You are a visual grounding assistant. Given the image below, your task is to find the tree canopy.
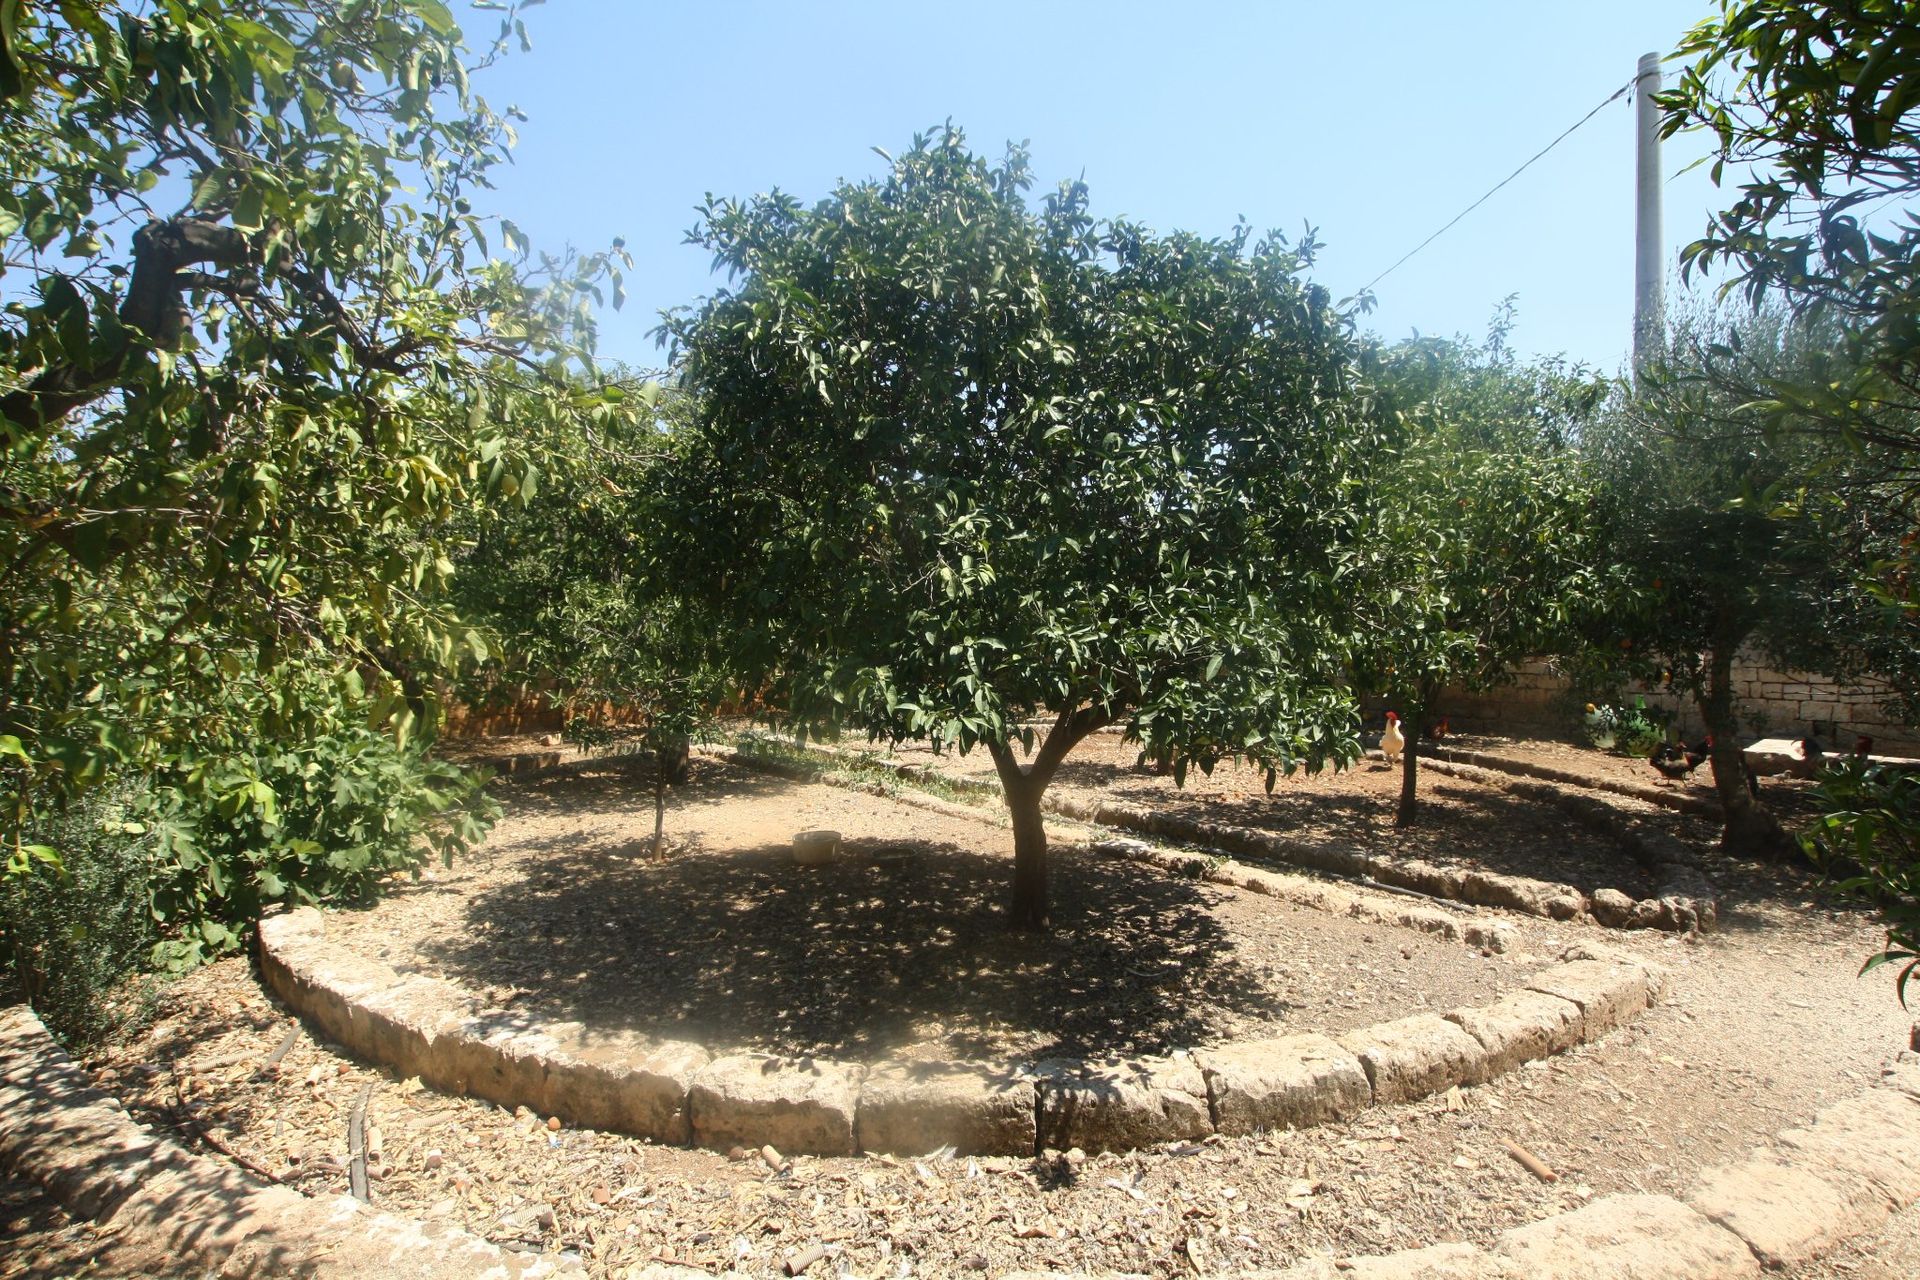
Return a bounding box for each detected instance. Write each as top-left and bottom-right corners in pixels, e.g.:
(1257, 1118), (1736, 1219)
(660, 127), (1384, 928)
(0, 0), (624, 967)
(1353, 313), (1606, 825)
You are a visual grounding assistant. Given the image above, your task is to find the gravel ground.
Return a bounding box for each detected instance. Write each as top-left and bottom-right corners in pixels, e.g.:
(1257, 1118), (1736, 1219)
(8, 736), (1917, 1278)
(325, 758), (1525, 1062)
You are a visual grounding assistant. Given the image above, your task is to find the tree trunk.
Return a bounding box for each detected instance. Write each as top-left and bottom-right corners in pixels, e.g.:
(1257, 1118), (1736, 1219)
(1004, 776), (1049, 931)
(1396, 730), (1421, 827)
(989, 706), (1113, 932)
(1700, 644), (1793, 858)
(652, 754), (667, 859)
(1394, 683), (1435, 829)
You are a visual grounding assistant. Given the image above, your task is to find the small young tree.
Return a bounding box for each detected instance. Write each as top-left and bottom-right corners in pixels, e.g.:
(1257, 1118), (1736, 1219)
(1349, 316), (1606, 826)
(660, 128), (1382, 929)
(454, 386), (729, 858)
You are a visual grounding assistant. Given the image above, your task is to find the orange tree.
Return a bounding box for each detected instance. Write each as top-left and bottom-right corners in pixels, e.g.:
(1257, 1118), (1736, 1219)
(658, 128), (1382, 930)
(1348, 316), (1606, 827)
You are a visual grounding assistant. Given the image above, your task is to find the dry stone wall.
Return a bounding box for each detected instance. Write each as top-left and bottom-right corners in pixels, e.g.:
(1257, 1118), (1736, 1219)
(1438, 657), (1920, 755)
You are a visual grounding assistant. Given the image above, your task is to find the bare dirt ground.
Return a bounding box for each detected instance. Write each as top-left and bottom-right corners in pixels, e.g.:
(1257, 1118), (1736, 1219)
(7, 736), (1918, 1278)
(326, 759), (1524, 1063)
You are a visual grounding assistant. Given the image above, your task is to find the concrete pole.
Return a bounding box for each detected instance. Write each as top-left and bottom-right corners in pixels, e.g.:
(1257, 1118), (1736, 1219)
(1634, 51), (1664, 368)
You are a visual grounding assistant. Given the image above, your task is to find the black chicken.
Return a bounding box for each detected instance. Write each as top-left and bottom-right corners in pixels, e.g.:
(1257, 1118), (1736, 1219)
(1649, 738), (1710, 784)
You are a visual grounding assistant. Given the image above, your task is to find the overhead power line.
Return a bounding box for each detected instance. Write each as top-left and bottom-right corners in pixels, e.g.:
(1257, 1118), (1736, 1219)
(1359, 77), (1636, 295)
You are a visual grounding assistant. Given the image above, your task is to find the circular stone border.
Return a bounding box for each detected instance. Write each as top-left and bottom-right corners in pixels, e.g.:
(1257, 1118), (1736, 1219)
(257, 906), (1667, 1159)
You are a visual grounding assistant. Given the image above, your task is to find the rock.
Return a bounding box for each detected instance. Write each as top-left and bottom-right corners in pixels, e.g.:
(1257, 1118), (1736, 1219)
(1034, 1054), (1211, 1153)
(1544, 890), (1584, 920)
(1461, 922), (1517, 954)
(1338, 1014), (1488, 1104)
(1588, 888), (1635, 928)
(856, 1060), (1035, 1156)
(1198, 1034), (1371, 1134)
(1444, 990), (1582, 1076)
(689, 1054), (865, 1156)
(791, 830), (840, 866)
(1688, 1155), (1890, 1266)
(1495, 1193), (1759, 1279)
(1524, 958), (1656, 1042)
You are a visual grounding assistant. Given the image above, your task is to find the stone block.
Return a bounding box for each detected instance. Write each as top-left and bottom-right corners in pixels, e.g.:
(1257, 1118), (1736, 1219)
(1199, 1033), (1371, 1134)
(1445, 990), (1582, 1076)
(1775, 1087), (1920, 1207)
(1457, 871), (1582, 919)
(1256, 1244), (1519, 1280)
(1687, 1154), (1890, 1267)
(1524, 959), (1654, 1041)
(1589, 888), (1636, 928)
(545, 1033), (707, 1145)
(1034, 1054), (1211, 1153)
(1494, 1194), (1759, 1279)
(856, 1060), (1035, 1156)
(1338, 1014), (1488, 1103)
(689, 1054), (864, 1156)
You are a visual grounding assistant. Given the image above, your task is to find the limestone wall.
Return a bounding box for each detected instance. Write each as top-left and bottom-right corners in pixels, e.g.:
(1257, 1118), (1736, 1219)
(1437, 658), (1920, 756)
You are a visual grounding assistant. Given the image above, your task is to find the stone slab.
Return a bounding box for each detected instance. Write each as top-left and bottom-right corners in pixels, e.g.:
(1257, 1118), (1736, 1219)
(1257, 1244), (1521, 1280)
(1199, 1033), (1371, 1134)
(856, 1060), (1035, 1156)
(1495, 1193), (1759, 1279)
(1775, 1087), (1920, 1208)
(1338, 1014), (1488, 1104)
(1523, 958), (1654, 1041)
(1034, 1054), (1212, 1153)
(1445, 990), (1583, 1076)
(689, 1053), (864, 1156)
(1687, 1154), (1890, 1267)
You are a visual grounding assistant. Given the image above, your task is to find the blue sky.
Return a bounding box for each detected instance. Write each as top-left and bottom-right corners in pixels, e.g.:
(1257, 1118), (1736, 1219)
(473, 1), (1726, 374)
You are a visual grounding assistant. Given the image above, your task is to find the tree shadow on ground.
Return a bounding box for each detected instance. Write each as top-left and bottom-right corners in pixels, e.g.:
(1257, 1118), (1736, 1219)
(418, 818), (1287, 1063)
(1047, 756), (1660, 898)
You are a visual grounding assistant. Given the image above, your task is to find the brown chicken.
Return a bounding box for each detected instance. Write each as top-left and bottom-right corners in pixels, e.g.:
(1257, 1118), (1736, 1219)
(1649, 737), (1710, 784)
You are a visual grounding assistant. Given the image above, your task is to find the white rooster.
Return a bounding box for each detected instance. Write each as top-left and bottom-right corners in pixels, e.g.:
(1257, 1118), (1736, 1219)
(1381, 711), (1405, 770)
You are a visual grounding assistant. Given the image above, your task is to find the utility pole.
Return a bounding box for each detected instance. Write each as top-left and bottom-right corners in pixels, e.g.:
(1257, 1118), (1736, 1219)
(1633, 50), (1664, 368)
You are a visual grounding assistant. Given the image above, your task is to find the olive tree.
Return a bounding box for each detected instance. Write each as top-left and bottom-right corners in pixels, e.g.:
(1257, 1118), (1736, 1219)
(660, 128), (1381, 929)
(1583, 301), (1889, 855)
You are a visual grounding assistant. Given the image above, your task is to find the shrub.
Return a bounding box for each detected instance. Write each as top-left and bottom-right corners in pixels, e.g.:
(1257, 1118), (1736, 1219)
(140, 724), (501, 970)
(0, 783), (161, 1048)
(1803, 757), (1920, 1004)
(1581, 699), (1670, 756)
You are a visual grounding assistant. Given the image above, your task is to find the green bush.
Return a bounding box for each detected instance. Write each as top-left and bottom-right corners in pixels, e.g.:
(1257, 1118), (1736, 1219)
(1804, 757), (1920, 1004)
(140, 723), (501, 970)
(1580, 699), (1670, 756)
(0, 784), (161, 1048)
